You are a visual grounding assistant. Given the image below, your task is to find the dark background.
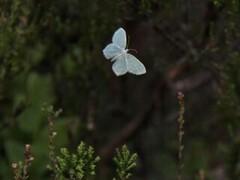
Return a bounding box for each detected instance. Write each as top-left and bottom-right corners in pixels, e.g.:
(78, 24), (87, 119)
(0, 0), (240, 179)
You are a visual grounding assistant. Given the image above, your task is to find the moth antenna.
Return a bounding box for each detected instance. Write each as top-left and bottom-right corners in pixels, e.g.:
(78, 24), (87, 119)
(127, 36), (137, 53)
(128, 49), (138, 53)
(127, 35), (130, 49)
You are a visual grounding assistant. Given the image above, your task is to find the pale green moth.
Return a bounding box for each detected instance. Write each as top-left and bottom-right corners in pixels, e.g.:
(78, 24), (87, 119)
(103, 27), (146, 76)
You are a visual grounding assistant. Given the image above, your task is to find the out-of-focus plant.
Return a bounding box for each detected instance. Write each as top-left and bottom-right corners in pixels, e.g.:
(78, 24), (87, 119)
(11, 144), (34, 180)
(217, 53), (240, 179)
(177, 92), (185, 180)
(42, 103), (62, 179)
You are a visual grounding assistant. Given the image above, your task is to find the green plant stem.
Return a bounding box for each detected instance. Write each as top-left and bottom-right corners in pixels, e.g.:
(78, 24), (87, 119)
(48, 116), (57, 180)
(22, 144), (33, 180)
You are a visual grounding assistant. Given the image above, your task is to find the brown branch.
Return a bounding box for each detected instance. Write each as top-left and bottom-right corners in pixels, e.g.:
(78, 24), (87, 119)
(99, 101), (154, 161)
(99, 59), (189, 164)
(170, 71), (212, 93)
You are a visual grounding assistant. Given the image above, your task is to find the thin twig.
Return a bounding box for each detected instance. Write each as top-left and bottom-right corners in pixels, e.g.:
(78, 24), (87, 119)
(177, 92), (185, 180)
(23, 144), (34, 180)
(48, 116), (57, 180)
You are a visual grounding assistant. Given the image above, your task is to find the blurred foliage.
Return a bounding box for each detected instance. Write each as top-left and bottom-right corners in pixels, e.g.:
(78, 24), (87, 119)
(217, 52), (240, 179)
(0, 0), (240, 179)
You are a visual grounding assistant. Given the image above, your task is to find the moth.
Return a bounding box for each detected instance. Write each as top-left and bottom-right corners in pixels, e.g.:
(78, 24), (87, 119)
(103, 27), (146, 76)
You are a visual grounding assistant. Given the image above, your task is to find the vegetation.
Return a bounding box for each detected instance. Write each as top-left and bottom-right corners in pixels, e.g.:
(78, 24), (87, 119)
(113, 145), (137, 180)
(1, 0), (240, 179)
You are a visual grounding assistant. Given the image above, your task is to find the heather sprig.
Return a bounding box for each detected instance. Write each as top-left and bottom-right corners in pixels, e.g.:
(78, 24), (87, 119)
(113, 145), (137, 180)
(177, 92), (185, 180)
(42, 103), (62, 179)
(55, 142), (100, 179)
(11, 144), (34, 180)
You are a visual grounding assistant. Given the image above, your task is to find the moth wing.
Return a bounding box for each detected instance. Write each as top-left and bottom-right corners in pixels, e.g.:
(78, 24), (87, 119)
(112, 55), (128, 76)
(103, 43), (121, 59)
(126, 54), (146, 75)
(112, 28), (127, 49)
